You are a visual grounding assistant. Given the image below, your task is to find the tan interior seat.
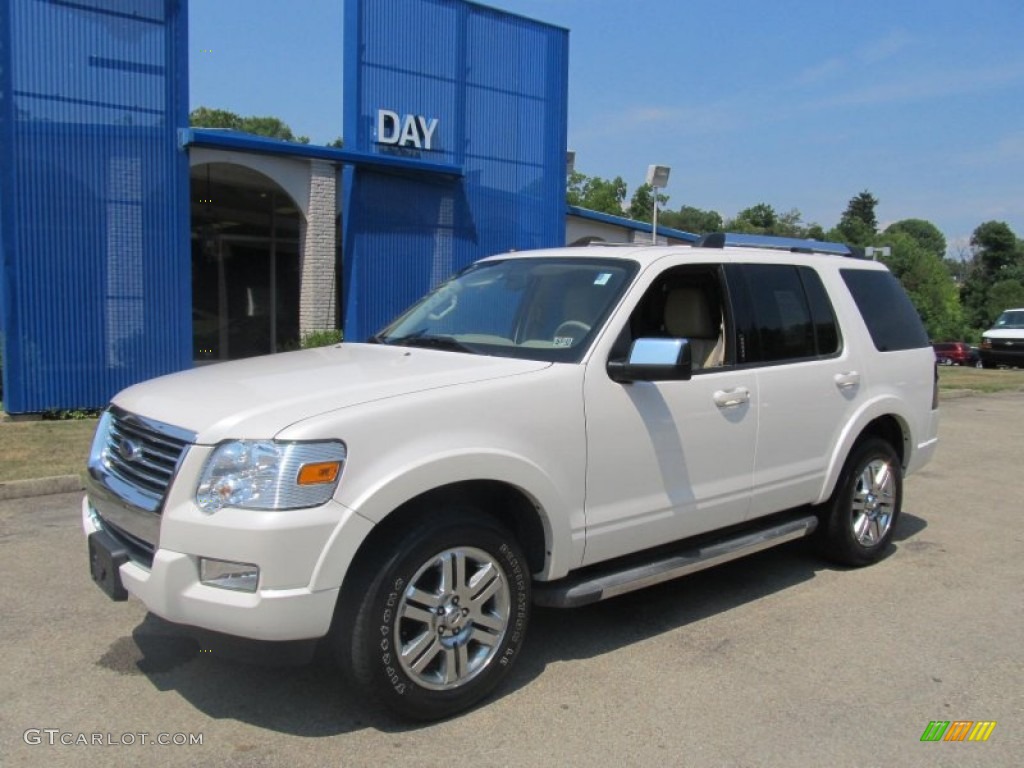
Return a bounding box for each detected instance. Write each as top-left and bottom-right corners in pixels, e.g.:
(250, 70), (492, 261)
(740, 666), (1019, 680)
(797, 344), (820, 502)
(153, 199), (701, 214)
(663, 288), (724, 369)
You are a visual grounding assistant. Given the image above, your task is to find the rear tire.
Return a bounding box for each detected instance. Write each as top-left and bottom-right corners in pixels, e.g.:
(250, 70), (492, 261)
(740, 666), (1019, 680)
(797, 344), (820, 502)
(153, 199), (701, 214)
(820, 438), (902, 567)
(335, 506), (531, 721)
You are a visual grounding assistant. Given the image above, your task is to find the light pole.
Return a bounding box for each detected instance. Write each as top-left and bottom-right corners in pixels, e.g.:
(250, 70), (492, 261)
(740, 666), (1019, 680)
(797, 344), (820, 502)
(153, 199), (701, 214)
(646, 164), (671, 245)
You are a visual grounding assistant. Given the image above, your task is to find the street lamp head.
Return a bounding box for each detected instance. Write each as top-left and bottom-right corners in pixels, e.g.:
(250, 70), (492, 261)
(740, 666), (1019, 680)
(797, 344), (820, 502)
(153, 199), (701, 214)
(646, 164), (671, 188)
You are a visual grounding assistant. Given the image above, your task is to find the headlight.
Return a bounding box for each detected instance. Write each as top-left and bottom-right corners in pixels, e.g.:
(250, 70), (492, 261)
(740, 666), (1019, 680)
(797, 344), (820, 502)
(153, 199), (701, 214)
(195, 440), (346, 513)
(88, 410), (114, 471)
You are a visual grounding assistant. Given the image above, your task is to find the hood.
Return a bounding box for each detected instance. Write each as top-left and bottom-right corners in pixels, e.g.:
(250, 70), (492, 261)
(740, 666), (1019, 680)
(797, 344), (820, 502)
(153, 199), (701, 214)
(112, 344), (550, 443)
(983, 328), (1024, 339)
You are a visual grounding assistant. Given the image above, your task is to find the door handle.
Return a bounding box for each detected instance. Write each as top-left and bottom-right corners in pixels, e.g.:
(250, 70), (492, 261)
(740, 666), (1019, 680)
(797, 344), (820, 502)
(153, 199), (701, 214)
(713, 387), (750, 408)
(834, 371), (860, 390)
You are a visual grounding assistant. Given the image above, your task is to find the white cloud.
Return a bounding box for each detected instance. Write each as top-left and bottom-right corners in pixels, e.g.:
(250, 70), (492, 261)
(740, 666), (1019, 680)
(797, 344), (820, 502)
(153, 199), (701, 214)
(956, 132), (1024, 167)
(792, 30), (912, 88)
(857, 30), (914, 64)
(819, 63), (1024, 108)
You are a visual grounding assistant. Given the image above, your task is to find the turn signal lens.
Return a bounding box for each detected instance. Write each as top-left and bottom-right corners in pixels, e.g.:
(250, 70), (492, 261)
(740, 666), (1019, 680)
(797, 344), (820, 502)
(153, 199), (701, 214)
(297, 462), (342, 485)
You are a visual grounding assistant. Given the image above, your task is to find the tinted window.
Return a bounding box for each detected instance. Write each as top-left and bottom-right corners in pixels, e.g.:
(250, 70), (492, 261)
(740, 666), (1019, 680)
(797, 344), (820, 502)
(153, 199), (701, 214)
(742, 264), (816, 362)
(841, 269), (930, 351)
(799, 267), (841, 355)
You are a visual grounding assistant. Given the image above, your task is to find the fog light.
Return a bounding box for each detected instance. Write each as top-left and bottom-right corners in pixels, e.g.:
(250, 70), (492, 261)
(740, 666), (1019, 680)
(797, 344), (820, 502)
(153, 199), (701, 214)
(199, 558), (259, 592)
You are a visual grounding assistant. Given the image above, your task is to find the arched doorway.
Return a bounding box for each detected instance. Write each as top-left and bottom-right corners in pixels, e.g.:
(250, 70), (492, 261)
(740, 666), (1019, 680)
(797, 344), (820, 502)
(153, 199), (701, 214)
(190, 162), (302, 361)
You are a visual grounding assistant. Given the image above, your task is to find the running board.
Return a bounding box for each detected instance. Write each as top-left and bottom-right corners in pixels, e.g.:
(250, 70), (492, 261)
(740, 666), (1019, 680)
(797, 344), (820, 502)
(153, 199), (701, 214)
(533, 514), (819, 608)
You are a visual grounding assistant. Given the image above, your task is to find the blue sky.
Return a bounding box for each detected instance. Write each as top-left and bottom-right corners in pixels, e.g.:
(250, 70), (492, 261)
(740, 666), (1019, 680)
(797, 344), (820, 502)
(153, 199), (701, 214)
(189, 0), (1024, 254)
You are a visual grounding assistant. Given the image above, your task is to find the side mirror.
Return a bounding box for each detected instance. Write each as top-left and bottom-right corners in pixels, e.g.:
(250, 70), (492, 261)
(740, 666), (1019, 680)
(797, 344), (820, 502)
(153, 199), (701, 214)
(607, 338), (693, 383)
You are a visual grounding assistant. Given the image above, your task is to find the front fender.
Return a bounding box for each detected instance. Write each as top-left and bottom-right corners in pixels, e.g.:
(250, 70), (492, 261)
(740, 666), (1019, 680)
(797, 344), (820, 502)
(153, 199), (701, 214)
(311, 449), (580, 590)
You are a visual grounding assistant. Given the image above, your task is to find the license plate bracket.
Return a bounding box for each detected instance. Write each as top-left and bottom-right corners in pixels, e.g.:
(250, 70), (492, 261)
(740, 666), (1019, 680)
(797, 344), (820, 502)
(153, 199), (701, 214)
(88, 530), (129, 601)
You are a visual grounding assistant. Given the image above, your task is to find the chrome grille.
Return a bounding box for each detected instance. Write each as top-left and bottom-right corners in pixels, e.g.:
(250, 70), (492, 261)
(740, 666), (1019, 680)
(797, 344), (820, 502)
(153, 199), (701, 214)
(100, 408), (194, 509)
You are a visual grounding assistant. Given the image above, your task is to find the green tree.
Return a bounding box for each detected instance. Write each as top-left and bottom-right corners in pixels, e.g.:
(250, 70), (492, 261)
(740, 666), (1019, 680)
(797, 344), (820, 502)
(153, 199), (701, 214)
(971, 220), (1020, 276)
(961, 221), (1024, 329)
(627, 183), (669, 221)
(985, 279), (1024, 321)
(719, 204), (823, 238)
(804, 223), (827, 240)
(658, 205), (723, 234)
(726, 203), (778, 233)
(189, 106), (310, 143)
(837, 190), (879, 245)
(960, 264), (995, 330)
(775, 208), (816, 238)
(884, 219), (946, 259)
(880, 232), (964, 340)
(566, 171), (628, 216)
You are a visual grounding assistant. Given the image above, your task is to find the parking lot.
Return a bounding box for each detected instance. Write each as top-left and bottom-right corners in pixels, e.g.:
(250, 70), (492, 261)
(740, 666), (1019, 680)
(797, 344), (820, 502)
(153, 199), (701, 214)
(1, 392), (1021, 768)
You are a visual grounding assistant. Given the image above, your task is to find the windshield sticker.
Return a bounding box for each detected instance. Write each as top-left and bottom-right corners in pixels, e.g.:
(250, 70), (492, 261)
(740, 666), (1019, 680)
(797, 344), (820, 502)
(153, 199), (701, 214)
(594, 272), (612, 286)
(553, 336), (574, 348)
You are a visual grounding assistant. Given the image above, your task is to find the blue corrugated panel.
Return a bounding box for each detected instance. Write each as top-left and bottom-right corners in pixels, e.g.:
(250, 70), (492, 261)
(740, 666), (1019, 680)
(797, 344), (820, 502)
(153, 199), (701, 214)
(342, 0), (569, 340)
(0, 0), (190, 413)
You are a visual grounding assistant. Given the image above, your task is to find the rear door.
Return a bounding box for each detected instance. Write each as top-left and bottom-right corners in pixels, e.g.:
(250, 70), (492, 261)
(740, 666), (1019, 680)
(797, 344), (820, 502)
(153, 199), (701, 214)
(725, 263), (864, 518)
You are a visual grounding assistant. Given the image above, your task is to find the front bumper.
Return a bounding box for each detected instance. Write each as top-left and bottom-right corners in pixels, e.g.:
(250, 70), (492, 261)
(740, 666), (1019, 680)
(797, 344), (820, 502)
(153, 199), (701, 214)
(82, 496), (373, 641)
(979, 346), (1024, 367)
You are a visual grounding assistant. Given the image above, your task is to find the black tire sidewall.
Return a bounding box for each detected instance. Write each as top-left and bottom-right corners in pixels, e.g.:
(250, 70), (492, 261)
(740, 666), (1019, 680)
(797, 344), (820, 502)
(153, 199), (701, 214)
(346, 511), (531, 721)
(824, 438), (903, 567)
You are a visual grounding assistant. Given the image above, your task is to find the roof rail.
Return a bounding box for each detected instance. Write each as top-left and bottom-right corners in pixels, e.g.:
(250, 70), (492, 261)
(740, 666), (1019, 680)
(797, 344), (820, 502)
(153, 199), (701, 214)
(695, 232), (865, 258)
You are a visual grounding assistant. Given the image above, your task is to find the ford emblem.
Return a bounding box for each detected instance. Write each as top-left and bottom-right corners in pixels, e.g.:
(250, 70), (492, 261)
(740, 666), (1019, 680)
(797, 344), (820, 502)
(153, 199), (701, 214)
(119, 438), (144, 463)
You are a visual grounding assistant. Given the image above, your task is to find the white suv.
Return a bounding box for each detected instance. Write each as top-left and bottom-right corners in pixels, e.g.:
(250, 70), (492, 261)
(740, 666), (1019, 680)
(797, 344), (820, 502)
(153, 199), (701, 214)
(84, 238), (939, 719)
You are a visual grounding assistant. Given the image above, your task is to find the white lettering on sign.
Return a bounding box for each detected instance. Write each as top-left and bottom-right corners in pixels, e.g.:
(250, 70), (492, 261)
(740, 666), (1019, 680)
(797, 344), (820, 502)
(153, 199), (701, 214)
(376, 109), (439, 150)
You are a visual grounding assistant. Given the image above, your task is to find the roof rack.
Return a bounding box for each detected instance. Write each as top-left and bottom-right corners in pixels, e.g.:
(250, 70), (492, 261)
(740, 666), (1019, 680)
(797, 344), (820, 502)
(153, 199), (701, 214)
(695, 232), (865, 258)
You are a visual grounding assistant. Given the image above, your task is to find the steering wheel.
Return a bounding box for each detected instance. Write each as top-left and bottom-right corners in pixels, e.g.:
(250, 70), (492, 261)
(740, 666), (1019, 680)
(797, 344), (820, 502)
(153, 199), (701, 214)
(553, 320), (591, 345)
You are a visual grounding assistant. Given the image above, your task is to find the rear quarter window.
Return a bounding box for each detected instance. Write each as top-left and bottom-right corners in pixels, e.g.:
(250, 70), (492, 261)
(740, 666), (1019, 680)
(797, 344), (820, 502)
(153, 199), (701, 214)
(840, 269), (930, 351)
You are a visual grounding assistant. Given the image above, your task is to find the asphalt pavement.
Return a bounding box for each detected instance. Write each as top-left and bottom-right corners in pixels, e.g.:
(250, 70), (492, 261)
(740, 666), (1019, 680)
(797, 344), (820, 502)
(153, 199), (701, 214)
(1, 392), (1021, 767)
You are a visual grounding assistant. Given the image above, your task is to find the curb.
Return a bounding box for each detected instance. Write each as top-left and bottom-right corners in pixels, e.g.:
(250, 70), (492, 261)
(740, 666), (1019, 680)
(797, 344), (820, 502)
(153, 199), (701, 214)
(0, 475), (84, 501)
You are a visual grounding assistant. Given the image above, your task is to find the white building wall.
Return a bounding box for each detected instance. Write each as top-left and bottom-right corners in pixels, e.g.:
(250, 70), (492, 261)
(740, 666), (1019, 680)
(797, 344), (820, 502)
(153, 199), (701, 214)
(188, 148), (311, 219)
(566, 213), (693, 247)
(566, 216), (634, 245)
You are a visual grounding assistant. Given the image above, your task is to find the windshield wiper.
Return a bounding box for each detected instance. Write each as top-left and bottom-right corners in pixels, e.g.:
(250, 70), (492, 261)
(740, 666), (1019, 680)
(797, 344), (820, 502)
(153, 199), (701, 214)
(385, 334), (475, 354)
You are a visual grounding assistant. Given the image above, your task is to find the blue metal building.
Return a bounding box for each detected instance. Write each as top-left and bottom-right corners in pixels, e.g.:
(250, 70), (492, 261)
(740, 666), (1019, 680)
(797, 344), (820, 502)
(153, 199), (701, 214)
(0, 0), (568, 413)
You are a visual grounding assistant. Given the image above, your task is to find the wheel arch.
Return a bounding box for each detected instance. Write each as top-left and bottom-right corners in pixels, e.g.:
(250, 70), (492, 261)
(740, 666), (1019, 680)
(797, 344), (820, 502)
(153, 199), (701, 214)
(820, 403), (910, 503)
(315, 471), (562, 597)
(355, 480), (549, 577)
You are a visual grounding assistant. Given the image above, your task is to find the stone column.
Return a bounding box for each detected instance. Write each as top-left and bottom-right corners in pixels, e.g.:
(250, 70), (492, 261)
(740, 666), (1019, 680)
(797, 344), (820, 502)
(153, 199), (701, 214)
(299, 160), (338, 337)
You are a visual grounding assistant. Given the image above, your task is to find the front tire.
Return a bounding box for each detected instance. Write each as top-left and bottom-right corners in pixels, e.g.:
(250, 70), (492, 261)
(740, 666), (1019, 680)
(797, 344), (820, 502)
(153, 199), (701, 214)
(820, 438), (902, 567)
(336, 507), (531, 721)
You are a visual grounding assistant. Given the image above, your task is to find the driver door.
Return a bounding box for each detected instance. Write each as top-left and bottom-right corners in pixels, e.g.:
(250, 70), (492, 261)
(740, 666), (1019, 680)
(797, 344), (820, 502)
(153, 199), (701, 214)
(581, 262), (757, 565)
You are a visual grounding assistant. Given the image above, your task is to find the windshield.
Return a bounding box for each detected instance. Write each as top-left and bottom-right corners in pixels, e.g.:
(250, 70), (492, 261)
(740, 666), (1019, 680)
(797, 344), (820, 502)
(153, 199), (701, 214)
(994, 310), (1024, 329)
(374, 257), (638, 362)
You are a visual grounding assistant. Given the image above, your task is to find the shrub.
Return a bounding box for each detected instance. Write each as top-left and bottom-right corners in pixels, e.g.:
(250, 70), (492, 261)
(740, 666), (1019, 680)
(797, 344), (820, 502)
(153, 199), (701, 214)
(300, 329), (343, 349)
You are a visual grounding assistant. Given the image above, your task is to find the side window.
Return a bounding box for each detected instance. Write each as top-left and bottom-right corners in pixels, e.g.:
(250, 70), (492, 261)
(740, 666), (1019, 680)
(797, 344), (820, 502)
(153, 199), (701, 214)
(726, 264), (840, 364)
(840, 268), (930, 351)
(613, 265), (730, 371)
(740, 264), (816, 362)
(799, 267), (841, 355)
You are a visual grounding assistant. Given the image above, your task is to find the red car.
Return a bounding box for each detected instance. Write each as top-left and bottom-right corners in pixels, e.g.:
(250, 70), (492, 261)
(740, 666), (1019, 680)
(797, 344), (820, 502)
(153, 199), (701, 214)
(932, 341), (979, 367)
